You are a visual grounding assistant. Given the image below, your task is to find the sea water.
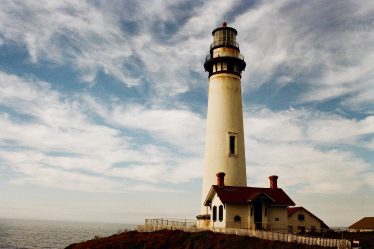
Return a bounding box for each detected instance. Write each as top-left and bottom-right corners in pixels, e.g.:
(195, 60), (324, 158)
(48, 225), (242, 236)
(0, 218), (136, 249)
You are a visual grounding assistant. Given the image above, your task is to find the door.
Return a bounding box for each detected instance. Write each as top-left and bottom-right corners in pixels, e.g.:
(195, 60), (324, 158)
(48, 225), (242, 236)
(298, 226), (305, 234)
(253, 201), (262, 229)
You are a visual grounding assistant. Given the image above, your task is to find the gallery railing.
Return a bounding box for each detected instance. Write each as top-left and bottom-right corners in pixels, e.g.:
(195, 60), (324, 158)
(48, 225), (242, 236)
(210, 40), (239, 50)
(205, 53), (244, 62)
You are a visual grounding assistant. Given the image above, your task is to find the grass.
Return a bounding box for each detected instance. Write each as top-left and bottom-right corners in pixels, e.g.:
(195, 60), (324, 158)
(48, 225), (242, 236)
(65, 229), (337, 249)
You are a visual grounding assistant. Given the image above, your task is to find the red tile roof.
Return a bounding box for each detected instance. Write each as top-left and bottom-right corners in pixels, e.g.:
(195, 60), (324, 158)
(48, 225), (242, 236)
(211, 185), (295, 206)
(287, 207), (329, 229)
(349, 217), (374, 230)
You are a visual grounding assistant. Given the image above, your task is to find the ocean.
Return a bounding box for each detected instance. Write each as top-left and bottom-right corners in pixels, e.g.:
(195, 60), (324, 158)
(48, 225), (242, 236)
(0, 218), (136, 249)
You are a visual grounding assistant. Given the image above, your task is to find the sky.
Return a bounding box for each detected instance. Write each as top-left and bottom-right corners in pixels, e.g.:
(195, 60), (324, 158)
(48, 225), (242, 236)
(0, 0), (373, 227)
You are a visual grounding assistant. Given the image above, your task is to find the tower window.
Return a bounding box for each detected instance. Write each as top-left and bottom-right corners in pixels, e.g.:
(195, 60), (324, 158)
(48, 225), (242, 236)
(228, 133), (237, 156)
(222, 62), (227, 71)
(219, 205), (224, 221)
(230, 136), (235, 154)
(227, 63), (233, 72)
(214, 29), (236, 46)
(212, 206), (217, 221)
(217, 63), (221, 71)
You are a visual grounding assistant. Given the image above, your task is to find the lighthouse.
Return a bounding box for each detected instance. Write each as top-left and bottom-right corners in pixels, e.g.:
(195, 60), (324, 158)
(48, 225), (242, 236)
(200, 22), (247, 218)
(196, 25), (295, 230)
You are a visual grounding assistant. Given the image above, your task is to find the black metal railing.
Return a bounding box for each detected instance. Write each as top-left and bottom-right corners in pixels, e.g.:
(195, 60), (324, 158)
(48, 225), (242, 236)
(210, 40), (239, 50)
(205, 53), (244, 62)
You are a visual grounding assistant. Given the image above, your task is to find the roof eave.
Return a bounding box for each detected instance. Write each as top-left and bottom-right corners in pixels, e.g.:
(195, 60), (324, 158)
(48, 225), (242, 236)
(203, 186), (217, 206)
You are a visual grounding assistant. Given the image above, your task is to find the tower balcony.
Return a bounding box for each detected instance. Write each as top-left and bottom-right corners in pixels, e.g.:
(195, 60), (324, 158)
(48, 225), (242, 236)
(204, 53), (246, 77)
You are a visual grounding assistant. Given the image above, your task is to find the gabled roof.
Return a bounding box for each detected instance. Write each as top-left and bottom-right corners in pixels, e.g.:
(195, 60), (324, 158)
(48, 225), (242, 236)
(204, 185), (295, 206)
(349, 217), (374, 230)
(287, 207), (329, 229)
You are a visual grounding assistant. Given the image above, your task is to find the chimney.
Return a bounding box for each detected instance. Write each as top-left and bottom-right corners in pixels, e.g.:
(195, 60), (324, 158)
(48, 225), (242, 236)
(216, 172), (226, 186)
(269, 175), (278, 189)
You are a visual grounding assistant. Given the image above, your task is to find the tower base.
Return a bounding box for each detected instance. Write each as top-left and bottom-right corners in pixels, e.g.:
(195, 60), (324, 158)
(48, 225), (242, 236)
(196, 214), (211, 228)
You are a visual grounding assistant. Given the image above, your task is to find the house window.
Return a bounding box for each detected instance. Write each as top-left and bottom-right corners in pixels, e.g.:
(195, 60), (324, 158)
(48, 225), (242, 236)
(219, 205), (223, 221)
(228, 133), (237, 156)
(275, 218), (279, 221)
(311, 226), (316, 233)
(234, 215), (241, 222)
(212, 206), (217, 222)
(298, 214), (305, 221)
(213, 64), (217, 73)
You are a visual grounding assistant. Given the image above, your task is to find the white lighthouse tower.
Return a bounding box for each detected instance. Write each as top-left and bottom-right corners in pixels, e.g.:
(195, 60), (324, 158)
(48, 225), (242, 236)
(195, 28), (297, 229)
(199, 22), (247, 218)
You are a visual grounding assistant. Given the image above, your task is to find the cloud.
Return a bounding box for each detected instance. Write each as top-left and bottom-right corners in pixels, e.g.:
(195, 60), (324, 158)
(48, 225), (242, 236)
(3, 151), (119, 192)
(0, 0), (211, 96)
(234, 0), (374, 110)
(0, 0), (373, 201)
(110, 105), (205, 152)
(0, 72), (203, 191)
(247, 138), (371, 193)
(244, 107), (373, 194)
(1, 71), (372, 195)
(0, 0), (136, 84)
(80, 94), (206, 154)
(1, 0), (373, 110)
(246, 107), (374, 146)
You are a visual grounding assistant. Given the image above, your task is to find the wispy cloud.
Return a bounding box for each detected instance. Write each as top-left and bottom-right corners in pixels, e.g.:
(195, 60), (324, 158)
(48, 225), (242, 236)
(245, 107), (373, 193)
(0, 0), (209, 95)
(1, 71), (372, 195)
(0, 72), (203, 191)
(235, 0), (374, 110)
(1, 0), (372, 108)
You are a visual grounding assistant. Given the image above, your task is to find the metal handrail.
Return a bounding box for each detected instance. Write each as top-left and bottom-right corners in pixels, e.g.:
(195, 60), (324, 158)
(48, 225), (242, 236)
(210, 40), (239, 49)
(145, 218), (196, 227)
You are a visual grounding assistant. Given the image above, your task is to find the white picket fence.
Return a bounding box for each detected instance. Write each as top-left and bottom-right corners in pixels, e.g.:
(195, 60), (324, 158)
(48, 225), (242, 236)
(138, 220), (351, 249)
